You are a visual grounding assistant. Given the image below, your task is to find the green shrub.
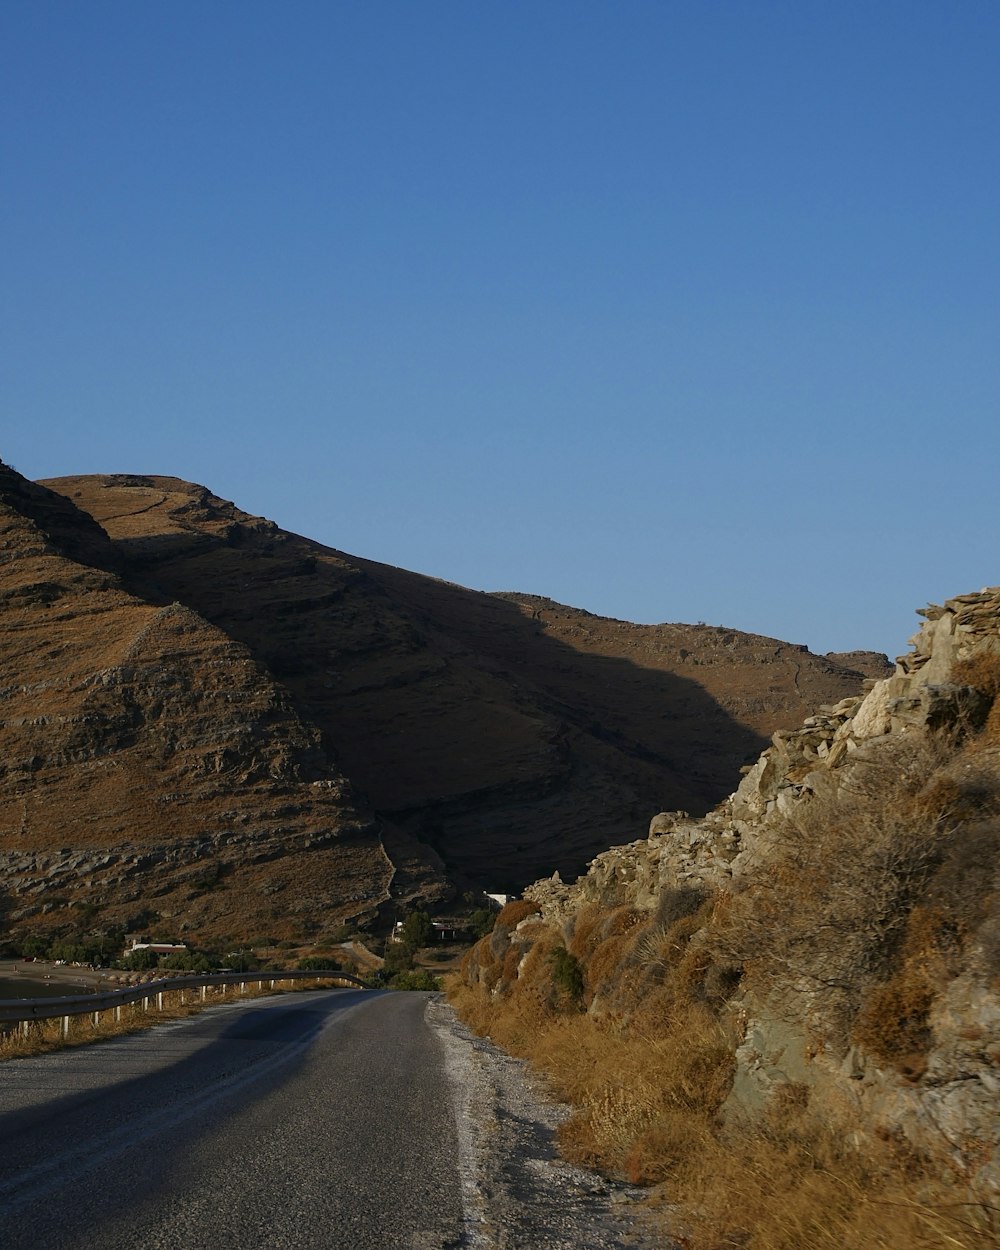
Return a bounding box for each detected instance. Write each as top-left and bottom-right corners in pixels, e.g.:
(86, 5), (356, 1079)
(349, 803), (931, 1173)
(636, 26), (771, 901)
(382, 942), (415, 975)
(468, 908), (496, 939)
(550, 946), (584, 1003)
(389, 969), (441, 991)
(297, 955), (341, 971)
(159, 951), (213, 972)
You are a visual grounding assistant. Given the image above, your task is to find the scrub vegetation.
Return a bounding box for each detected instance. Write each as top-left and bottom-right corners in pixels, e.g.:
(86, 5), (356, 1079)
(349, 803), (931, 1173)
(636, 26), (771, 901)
(451, 721), (1000, 1250)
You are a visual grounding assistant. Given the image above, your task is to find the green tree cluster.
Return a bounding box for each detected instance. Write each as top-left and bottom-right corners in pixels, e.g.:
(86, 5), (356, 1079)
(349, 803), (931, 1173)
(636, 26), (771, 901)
(379, 909), (436, 979)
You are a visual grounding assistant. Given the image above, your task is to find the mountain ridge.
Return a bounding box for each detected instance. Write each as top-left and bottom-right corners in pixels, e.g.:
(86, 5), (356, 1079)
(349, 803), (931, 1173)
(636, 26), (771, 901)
(0, 463), (886, 944)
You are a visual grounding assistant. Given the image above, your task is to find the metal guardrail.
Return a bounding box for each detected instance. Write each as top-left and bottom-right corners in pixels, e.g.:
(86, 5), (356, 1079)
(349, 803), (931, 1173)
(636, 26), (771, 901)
(0, 969), (370, 1025)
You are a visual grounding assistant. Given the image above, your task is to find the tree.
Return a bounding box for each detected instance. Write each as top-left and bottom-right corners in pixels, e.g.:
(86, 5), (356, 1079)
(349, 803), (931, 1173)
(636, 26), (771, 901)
(160, 951), (212, 972)
(297, 955), (342, 971)
(382, 942), (415, 976)
(400, 910), (433, 949)
(468, 908), (496, 939)
(123, 948), (160, 970)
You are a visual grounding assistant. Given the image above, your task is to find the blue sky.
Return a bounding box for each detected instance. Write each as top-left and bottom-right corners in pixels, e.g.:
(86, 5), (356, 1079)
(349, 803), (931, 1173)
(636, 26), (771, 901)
(2, 2), (997, 659)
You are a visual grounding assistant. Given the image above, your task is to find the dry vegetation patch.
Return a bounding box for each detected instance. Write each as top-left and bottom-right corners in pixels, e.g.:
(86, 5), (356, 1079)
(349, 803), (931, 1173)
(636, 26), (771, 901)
(450, 721), (1000, 1247)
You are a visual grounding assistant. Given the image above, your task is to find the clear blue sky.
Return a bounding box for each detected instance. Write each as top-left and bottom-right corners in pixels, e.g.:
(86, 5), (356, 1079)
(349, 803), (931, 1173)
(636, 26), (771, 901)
(3, 2), (998, 660)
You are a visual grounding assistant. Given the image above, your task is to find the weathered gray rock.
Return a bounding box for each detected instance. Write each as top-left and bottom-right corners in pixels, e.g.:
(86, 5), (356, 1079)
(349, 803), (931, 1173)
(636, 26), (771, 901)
(522, 587), (1000, 1196)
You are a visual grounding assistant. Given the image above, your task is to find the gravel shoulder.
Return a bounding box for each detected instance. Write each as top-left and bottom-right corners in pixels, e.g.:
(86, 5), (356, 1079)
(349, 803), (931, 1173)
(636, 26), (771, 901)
(426, 997), (670, 1250)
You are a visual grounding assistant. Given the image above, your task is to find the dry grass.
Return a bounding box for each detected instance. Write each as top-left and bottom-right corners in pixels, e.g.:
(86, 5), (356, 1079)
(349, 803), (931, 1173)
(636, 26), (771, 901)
(953, 651), (1000, 701)
(450, 968), (999, 1249)
(449, 724), (1000, 1249)
(704, 738), (962, 1047)
(461, 963), (999, 1246)
(852, 970), (935, 1067)
(954, 652), (1000, 744)
(496, 898), (541, 928)
(566, 903), (604, 960)
(852, 905), (960, 1066)
(656, 1115), (1000, 1250)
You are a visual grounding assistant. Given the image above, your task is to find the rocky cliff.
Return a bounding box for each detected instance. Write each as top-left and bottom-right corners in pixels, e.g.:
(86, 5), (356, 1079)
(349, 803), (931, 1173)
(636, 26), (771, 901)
(469, 588), (1000, 1210)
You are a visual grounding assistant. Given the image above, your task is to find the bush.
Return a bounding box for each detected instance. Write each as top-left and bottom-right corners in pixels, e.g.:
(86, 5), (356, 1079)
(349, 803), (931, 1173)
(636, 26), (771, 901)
(382, 942), (414, 975)
(497, 899), (541, 928)
(953, 650), (1000, 701)
(220, 950), (260, 972)
(388, 969), (441, 991)
(297, 955), (341, 971)
(710, 738), (954, 1042)
(468, 908), (496, 939)
(123, 948), (161, 970)
(549, 946), (584, 1004)
(159, 951), (213, 972)
(853, 970), (934, 1065)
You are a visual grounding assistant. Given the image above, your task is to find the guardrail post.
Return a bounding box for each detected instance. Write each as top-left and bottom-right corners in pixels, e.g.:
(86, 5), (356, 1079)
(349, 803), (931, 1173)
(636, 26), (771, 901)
(0, 970), (366, 1040)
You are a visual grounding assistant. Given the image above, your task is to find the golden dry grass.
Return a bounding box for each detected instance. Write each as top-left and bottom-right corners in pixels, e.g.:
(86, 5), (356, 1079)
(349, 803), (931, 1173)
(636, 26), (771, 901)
(450, 967), (999, 1249)
(496, 898), (542, 928)
(652, 1117), (1000, 1250)
(446, 698), (1000, 1250)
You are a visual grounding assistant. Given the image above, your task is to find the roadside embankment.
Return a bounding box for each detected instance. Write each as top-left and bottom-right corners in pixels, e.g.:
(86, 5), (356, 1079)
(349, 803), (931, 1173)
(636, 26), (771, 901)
(452, 588), (1000, 1250)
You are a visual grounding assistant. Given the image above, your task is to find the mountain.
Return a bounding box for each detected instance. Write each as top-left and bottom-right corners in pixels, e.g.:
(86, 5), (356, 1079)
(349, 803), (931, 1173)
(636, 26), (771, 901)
(0, 463), (884, 944)
(0, 464), (401, 947)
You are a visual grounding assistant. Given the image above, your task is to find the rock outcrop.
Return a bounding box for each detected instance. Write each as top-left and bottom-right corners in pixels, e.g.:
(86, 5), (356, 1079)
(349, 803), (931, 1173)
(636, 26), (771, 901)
(517, 589), (1000, 1197)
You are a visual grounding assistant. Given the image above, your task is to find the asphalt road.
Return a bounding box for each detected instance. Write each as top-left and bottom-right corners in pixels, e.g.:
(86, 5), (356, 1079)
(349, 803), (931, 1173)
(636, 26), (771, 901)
(0, 989), (464, 1250)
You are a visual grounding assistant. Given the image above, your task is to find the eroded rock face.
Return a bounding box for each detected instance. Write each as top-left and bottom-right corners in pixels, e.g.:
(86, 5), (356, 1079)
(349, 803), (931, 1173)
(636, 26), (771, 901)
(523, 588), (1000, 1196)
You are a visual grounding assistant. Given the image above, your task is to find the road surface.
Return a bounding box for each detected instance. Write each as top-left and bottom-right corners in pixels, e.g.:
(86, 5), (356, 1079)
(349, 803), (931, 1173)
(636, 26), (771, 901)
(0, 989), (463, 1250)
(0, 988), (665, 1250)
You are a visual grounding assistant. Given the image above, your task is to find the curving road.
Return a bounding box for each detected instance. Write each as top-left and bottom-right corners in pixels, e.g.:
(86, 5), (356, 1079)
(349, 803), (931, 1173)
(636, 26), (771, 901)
(0, 989), (464, 1250)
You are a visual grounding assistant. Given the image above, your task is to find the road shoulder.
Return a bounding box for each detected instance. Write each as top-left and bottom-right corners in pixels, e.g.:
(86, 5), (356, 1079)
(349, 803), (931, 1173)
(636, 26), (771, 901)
(427, 996), (670, 1250)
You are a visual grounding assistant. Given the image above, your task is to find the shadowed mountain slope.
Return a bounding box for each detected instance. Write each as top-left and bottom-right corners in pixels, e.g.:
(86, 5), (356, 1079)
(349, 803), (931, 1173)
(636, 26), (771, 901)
(39, 474), (884, 897)
(0, 464), (402, 945)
